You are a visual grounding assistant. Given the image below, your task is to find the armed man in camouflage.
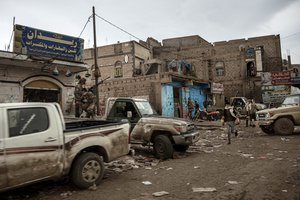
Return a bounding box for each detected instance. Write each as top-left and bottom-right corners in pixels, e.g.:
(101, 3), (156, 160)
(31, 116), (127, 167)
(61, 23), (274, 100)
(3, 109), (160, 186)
(74, 77), (86, 117)
(81, 87), (96, 119)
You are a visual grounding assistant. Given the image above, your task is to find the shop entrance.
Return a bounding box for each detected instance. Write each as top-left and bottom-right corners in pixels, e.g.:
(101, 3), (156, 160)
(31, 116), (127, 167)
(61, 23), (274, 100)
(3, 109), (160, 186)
(23, 80), (61, 103)
(24, 89), (59, 102)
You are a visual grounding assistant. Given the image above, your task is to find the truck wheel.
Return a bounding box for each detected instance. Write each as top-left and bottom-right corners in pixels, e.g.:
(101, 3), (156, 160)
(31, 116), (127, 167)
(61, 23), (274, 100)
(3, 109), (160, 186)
(174, 145), (189, 152)
(260, 125), (274, 135)
(153, 135), (173, 159)
(71, 152), (104, 189)
(274, 118), (294, 135)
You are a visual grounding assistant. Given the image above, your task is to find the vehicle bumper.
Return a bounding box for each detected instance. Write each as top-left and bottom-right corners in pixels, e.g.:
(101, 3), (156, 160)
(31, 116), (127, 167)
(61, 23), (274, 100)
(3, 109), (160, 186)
(257, 120), (273, 126)
(172, 131), (200, 145)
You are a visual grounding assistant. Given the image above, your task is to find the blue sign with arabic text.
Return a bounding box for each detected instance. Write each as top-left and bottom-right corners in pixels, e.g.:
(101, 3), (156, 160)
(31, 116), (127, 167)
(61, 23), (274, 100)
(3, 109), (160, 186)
(13, 24), (84, 62)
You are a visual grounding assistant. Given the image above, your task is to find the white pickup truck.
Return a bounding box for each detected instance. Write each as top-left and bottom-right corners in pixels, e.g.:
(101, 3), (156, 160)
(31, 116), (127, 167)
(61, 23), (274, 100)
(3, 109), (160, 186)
(104, 97), (200, 159)
(0, 102), (130, 192)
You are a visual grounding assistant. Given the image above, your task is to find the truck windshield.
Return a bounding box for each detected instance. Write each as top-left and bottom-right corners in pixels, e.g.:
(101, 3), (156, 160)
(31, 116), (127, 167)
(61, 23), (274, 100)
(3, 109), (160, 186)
(282, 96), (300, 105)
(135, 101), (157, 115)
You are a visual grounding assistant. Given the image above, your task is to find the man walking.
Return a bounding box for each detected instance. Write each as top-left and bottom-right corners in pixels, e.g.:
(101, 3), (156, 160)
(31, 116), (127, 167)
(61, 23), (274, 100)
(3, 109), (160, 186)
(223, 100), (239, 144)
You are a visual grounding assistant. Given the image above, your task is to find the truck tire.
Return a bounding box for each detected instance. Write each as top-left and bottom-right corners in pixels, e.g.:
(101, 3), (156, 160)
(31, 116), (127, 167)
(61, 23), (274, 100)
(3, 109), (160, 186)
(260, 125), (274, 135)
(274, 118), (294, 135)
(153, 135), (173, 159)
(71, 152), (105, 189)
(174, 145), (189, 152)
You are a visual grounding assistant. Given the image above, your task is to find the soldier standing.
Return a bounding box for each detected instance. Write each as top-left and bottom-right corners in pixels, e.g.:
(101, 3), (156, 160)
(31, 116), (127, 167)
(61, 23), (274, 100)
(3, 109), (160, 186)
(74, 77), (86, 117)
(81, 88), (96, 119)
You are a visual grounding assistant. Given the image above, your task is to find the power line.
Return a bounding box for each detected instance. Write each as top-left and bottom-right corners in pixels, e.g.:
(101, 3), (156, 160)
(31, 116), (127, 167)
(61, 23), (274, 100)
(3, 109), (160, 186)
(281, 31), (300, 40)
(41, 15), (93, 70)
(95, 13), (143, 41)
(6, 16), (15, 51)
(79, 15), (92, 38)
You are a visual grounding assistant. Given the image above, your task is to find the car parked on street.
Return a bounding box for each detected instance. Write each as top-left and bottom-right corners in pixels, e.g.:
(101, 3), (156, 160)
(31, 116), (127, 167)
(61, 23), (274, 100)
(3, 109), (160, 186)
(0, 102), (130, 192)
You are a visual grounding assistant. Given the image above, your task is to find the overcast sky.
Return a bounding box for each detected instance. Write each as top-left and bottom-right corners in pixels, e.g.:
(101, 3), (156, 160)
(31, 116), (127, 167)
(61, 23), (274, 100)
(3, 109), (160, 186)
(1, 0), (300, 63)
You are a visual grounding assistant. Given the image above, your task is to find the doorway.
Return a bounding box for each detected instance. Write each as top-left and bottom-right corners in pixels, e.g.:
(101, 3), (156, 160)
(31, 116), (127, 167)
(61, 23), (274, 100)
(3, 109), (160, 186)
(23, 80), (61, 103)
(23, 89), (59, 102)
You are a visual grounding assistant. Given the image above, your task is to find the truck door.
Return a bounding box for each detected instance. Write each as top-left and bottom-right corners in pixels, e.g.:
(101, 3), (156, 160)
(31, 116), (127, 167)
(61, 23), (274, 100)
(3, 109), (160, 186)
(4, 107), (62, 187)
(107, 100), (140, 131)
(0, 108), (8, 190)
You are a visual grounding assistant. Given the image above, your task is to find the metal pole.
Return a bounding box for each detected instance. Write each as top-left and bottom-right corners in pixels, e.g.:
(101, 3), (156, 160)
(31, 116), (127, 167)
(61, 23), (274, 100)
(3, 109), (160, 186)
(93, 6), (100, 115)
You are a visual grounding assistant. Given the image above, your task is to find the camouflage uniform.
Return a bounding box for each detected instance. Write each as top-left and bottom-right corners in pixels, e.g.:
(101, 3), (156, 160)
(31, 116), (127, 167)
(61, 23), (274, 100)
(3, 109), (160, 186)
(74, 78), (86, 117)
(81, 89), (96, 119)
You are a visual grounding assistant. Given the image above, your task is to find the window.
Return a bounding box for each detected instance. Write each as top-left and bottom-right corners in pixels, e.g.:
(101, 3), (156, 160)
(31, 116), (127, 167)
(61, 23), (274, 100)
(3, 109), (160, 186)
(215, 62), (225, 76)
(8, 108), (49, 137)
(114, 61), (123, 78)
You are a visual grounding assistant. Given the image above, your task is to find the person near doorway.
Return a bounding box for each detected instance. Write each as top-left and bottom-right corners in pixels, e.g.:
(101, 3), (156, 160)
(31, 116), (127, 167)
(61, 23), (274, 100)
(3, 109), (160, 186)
(74, 77), (86, 117)
(223, 100), (239, 144)
(81, 87), (96, 119)
(187, 97), (194, 120)
(193, 101), (200, 119)
(246, 99), (256, 127)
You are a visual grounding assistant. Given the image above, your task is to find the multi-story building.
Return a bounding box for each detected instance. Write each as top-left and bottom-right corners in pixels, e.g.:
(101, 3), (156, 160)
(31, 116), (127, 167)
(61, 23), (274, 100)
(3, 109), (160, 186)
(84, 34), (282, 117)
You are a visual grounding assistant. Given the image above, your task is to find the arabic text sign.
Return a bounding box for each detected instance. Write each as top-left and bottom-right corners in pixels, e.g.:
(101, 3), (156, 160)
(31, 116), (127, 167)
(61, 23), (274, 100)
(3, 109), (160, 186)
(13, 24), (84, 62)
(211, 82), (224, 94)
(271, 71), (291, 85)
(261, 85), (291, 104)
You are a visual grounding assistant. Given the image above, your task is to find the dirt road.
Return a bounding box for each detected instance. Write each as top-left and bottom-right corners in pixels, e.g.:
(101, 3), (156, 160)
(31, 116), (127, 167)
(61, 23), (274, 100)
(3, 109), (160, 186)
(2, 121), (300, 200)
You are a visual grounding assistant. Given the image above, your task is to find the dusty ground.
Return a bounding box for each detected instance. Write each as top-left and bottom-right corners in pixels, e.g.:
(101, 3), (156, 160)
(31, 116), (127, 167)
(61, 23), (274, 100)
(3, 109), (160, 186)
(1, 120), (300, 200)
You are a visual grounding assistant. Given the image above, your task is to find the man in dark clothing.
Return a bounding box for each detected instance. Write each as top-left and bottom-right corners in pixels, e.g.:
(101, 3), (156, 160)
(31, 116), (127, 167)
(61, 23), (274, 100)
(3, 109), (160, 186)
(193, 101), (200, 120)
(223, 101), (239, 144)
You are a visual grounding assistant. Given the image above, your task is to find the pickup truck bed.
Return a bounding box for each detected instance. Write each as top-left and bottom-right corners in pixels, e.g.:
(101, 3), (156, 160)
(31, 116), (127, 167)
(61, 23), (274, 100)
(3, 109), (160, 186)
(65, 120), (126, 131)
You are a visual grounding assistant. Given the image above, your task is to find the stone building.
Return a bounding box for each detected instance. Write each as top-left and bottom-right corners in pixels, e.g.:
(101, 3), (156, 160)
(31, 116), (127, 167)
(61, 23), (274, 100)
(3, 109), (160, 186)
(0, 24), (88, 115)
(84, 39), (209, 118)
(0, 51), (88, 114)
(84, 34), (283, 117)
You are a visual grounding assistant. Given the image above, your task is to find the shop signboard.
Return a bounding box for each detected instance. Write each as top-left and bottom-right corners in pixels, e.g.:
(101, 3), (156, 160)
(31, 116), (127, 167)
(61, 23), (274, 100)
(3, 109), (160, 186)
(13, 24), (84, 62)
(271, 71), (291, 85)
(261, 85), (291, 104)
(211, 82), (224, 94)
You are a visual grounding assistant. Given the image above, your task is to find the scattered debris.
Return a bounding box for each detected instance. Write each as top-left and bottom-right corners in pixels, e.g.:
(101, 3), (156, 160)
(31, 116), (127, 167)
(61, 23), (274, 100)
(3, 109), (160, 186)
(152, 191), (169, 197)
(228, 181), (238, 185)
(142, 181), (152, 185)
(192, 187), (217, 192)
(60, 191), (72, 198)
(281, 137), (290, 142)
(88, 183), (97, 191)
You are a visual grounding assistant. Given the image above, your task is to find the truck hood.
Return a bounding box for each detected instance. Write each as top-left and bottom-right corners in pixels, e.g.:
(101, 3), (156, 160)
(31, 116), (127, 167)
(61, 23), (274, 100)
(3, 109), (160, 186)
(257, 104), (298, 114)
(140, 115), (192, 126)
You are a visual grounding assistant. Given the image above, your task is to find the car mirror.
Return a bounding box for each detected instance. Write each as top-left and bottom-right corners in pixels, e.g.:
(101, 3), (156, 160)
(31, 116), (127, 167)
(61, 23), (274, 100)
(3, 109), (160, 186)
(127, 111), (132, 118)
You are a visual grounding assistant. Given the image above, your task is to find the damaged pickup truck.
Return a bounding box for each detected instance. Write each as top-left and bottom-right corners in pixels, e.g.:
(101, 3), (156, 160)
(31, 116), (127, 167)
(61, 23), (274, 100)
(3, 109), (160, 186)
(104, 97), (200, 159)
(0, 102), (130, 192)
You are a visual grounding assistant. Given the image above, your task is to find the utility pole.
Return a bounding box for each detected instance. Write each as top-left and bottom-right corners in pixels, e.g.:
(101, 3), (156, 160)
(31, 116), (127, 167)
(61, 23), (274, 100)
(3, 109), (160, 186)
(92, 6), (101, 115)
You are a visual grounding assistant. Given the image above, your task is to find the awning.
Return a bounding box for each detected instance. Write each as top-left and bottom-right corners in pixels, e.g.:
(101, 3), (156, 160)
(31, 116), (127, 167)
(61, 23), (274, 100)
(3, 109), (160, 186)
(0, 51), (88, 73)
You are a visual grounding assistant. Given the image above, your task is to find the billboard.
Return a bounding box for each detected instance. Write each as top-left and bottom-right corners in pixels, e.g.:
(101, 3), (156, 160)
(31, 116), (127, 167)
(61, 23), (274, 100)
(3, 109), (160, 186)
(261, 85), (291, 104)
(13, 24), (84, 62)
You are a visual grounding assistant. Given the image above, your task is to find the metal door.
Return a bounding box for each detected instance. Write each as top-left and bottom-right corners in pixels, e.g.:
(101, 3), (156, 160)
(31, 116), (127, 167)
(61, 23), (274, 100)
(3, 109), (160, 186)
(161, 84), (174, 117)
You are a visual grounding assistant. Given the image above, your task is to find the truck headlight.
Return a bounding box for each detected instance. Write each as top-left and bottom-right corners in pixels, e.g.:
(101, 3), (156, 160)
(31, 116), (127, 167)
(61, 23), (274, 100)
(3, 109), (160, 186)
(174, 125), (187, 133)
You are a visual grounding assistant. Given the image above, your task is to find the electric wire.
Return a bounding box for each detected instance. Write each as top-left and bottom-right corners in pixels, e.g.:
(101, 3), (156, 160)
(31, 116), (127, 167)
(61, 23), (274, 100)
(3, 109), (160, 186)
(79, 15), (92, 38)
(41, 15), (92, 70)
(282, 31), (300, 40)
(95, 13), (143, 41)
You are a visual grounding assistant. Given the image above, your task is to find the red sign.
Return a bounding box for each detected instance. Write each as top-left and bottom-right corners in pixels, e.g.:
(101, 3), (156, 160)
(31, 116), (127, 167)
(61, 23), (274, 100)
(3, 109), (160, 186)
(271, 71), (291, 85)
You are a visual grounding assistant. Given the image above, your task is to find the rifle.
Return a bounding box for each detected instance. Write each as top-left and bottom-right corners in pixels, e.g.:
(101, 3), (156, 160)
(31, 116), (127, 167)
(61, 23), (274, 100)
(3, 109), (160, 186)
(89, 76), (110, 92)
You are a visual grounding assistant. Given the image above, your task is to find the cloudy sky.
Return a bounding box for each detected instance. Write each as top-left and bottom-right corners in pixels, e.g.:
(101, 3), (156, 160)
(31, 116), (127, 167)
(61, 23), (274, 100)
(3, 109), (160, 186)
(1, 0), (300, 63)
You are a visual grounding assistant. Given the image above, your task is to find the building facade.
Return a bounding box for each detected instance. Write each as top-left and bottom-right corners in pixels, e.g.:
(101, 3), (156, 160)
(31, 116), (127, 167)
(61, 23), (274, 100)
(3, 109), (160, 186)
(0, 51), (88, 114)
(84, 34), (283, 117)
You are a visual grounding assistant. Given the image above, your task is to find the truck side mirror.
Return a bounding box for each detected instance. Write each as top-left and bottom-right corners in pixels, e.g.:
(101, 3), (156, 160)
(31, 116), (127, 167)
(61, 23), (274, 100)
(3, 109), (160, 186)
(127, 111), (132, 118)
